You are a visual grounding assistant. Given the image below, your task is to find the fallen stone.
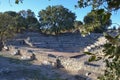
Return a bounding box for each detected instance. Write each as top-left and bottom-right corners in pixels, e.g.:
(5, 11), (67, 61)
(11, 49), (20, 55)
(20, 49), (35, 60)
(84, 48), (89, 52)
(90, 45), (95, 48)
(2, 46), (9, 51)
(86, 46), (91, 50)
(85, 72), (91, 76)
(21, 54), (35, 60)
(24, 37), (33, 47)
(48, 54), (56, 58)
(42, 60), (51, 65)
(21, 52), (35, 61)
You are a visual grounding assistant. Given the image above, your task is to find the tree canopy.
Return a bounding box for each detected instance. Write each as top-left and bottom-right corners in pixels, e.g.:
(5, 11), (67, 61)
(74, 20), (83, 28)
(0, 9), (40, 50)
(77, 0), (120, 11)
(83, 10), (112, 33)
(0, 13), (16, 40)
(19, 9), (40, 31)
(4, 11), (18, 17)
(0, 13), (16, 50)
(5, 11), (27, 32)
(38, 5), (76, 35)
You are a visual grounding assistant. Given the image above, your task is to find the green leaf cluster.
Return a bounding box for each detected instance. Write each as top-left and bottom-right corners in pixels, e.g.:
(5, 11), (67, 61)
(38, 5), (76, 35)
(77, 0), (120, 11)
(84, 52), (102, 62)
(82, 9), (112, 34)
(103, 33), (120, 57)
(0, 13), (16, 41)
(15, 0), (23, 4)
(18, 9), (40, 31)
(84, 33), (120, 80)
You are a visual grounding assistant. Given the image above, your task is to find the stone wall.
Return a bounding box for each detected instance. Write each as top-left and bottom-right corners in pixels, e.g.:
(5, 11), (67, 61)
(8, 46), (105, 75)
(6, 31), (107, 75)
(31, 49), (105, 74)
(6, 32), (103, 53)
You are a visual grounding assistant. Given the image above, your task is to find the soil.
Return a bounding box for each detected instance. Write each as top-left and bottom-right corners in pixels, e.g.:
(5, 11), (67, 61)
(0, 51), (89, 80)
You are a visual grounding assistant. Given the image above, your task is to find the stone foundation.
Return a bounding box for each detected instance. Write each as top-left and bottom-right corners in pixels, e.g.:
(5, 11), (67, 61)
(8, 47), (105, 74)
(5, 32), (108, 75)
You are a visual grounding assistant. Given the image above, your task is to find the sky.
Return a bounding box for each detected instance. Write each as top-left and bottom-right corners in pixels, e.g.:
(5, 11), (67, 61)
(0, 0), (120, 28)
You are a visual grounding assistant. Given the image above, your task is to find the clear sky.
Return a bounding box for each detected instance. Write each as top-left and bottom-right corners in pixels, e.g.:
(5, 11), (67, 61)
(0, 0), (120, 27)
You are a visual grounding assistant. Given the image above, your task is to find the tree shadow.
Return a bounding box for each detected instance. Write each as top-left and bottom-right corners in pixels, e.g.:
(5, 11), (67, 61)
(0, 54), (93, 80)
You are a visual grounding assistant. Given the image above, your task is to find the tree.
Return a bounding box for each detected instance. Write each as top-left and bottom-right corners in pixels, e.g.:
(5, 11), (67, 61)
(76, 0), (120, 34)
(77, 0), (120, 11)
(19, 9), (40, 31)
(14, 15), (27, 32)
(74, 20), (83, 32)
(113, 26), (116, 30)
(118, 27), (120, 32)
(97, 33), (120, 80)
(26, 16), (40, 31)
(4, 11), (18, 17)
(38, 5), (76, 35)
(0, 13), (16, 50)
(83, 10), (112, 33)
(74, 20), (83, 28)
(26, 9), (40, 31)
(12, 0), (120, 79)
(27, 9), (35, 17)
(18, 10), (27, 18)
(5, 11), (27, 32)
(78, 0), (120, 80)
(15, 0), (120, 11)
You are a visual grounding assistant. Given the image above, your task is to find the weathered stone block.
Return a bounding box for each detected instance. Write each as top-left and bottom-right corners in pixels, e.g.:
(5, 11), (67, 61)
(11, 49), (20, 55)
(20, 49), (35, 60)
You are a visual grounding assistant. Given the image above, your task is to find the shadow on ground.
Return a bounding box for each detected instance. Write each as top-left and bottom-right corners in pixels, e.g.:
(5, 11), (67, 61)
(0, 54), (91, 80)
(6, 32), (103, 54)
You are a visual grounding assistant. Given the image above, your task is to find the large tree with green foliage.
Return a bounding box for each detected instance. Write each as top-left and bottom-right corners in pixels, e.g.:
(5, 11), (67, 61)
(77, 0), (120, 11)
(19, 9), (40, 31)
(5, 11), (27, 33)
(74, 20), (83, 28)
(4, 11), (18, 17)
(26, 9), (40, 31)
(76, 0), (120, 34)
(26, 16), (40, 31)
(38, 5), (76, 35)
(0, 13), (16, 50)
(14, 15), (27, 32)
(83, 10), (112, 33)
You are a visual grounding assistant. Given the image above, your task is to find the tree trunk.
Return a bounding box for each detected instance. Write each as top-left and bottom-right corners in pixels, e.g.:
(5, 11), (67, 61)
(0, 41), (4, 51)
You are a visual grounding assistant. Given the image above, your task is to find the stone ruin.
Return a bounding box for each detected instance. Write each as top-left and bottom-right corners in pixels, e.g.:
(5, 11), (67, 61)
(3, 31), (111, 78)
(6, 31), (104, 53)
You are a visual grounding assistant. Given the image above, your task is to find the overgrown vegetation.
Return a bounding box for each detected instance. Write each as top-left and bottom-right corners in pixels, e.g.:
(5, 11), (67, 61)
(83, 10), (112, 33)
(78, 0), (120, 80)
(0, 13), (16, 50)
(0, 9), (40, 50)
(38, 5), (76, 35)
